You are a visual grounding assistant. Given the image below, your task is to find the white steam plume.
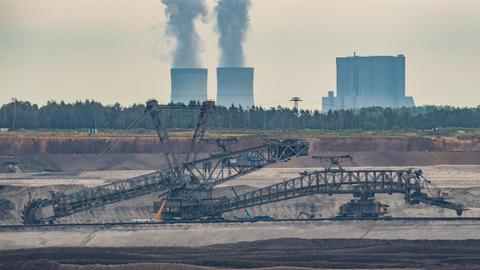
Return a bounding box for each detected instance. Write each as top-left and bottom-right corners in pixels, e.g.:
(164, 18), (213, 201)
(215, 0), (251, 67)
(161, 0), (208, 67)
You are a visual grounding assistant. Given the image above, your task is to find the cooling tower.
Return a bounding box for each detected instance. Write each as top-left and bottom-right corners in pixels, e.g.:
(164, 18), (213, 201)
(216, 67), (254, 108)
(170, 68), (208, 104)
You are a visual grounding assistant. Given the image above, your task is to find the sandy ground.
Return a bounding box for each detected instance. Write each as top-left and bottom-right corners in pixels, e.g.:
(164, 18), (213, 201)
(1, 220), (480, 250)
(219, 165), (480, 189)
(1, 165), (480, 225)
(2, 151), (480, 173)
(1, 165), (480, 252)
(1, 135), (480, 268)
(1, 165), (480, 188)
(0, 170), (153, 187)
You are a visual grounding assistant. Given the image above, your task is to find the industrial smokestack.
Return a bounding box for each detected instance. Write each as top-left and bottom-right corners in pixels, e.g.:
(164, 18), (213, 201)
(216, 67), (254, 108)
(215, 0), (251, 67)
(161, 0), (207, 67)
(171, 68), (208, 104)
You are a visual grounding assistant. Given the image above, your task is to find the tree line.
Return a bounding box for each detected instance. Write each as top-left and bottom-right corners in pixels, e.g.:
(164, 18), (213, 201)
(1, 100), (479, 131)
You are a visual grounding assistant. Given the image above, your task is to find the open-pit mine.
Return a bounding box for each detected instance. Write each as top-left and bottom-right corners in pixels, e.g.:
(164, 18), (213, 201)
(1, 102), (480, 269)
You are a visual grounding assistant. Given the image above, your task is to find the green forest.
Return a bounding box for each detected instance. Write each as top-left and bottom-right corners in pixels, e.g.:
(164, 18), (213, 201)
(1, 100), (479, 131)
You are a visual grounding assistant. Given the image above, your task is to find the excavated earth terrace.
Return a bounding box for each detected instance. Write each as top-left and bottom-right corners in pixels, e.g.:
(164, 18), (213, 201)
(1, 134), (480, 269)
(1, 164), (480, 250)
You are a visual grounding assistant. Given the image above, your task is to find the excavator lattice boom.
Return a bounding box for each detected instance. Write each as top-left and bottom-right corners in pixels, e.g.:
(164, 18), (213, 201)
(21, 100), (309, 224)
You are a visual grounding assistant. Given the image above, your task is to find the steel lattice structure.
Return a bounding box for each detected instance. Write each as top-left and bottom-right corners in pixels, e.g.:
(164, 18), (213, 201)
(21, 99), (464, 225)
(22, 138), (308, 224)
(187, 169), (465, 219)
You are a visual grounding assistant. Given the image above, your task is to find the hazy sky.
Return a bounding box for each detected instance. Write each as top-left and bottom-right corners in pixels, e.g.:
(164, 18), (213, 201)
(1, 0), (479, 109)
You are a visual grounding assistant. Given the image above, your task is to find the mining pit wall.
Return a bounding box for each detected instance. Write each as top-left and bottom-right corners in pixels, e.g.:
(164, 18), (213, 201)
(1, 134), (479, 172)
(1, 134), (479, 155)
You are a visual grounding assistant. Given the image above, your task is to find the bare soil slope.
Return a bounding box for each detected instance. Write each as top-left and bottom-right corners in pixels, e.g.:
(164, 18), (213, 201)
(1, 133), (479, 155)
(1, 134), (480, 172)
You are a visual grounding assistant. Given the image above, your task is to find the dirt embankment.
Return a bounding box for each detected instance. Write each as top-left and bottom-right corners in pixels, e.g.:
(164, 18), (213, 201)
(1, 134), (480, 172)
(0, 134), (266, 155)
(310, 136), (480, 152)
(2, 238), (480, 269)
(1, 134), (479, 155)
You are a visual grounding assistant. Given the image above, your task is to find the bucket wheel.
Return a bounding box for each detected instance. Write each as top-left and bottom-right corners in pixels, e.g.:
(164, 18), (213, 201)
(21, 199), (50, 225)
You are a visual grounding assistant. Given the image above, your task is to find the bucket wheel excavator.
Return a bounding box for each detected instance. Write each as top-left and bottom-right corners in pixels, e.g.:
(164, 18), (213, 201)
(21, 100), (309, 224)
(21, 100), (465, 224)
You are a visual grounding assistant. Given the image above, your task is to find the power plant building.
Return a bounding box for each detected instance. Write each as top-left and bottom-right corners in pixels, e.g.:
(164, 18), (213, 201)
(170, 68), (208, 104)
(216, 67), (254, 108)
(322, 54), (414, 112)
